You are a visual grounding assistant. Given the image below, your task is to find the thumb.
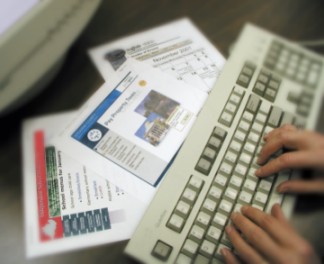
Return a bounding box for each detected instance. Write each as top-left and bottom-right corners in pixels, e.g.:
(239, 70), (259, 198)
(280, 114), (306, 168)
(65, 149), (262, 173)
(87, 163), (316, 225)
(277, 180), (324, 194)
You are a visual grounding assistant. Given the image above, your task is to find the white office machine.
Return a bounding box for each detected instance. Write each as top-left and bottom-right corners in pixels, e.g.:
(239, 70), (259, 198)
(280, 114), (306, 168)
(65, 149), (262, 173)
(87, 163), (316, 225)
(125, 24), (324, 263)
(0, 0), (101, 116)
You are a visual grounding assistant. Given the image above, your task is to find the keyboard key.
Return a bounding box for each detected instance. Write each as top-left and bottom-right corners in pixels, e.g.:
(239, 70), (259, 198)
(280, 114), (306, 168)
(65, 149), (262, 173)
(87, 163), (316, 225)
(238, 120), (250, 132)
(200, 239), (217, 258)
(196, 211), (212, 228)
(253, 191), (268, 205)
(213, 127), (227, 139)
(258, 179), (272, 193)
(229, 140), (242, 153)
(219, 112), (234, 126)
(212, 212), (228, 228)
(194, 254), (210, 264)
(214, 173), (229, 187)
(238, 190), (252, 204)
(202, 198), (217, 214)
(175, 201), (191, 218)
(182, 188), (198, 205)
(167, 214), (185, 232)
(219, 199), (233, 215)
(182, 239), (199, 258)
(203, 147), (217, 160)
(219, 162), (233, 176)
(206, 226), (222, 243)
(225, 102), (237, 113)
(189, 225), (205, 243)
(152, 240), (173, 261)
(234, 163), (248, 177)
(224, 187), (238, 201)
(243, 178), (257, 193)
(208, 186), (223, 201)
(234, 130), (247, 142)
(208, 136), (222, 149)
(224, 150), (238, 164)
(188, 176), (204, 192)
(196, 158), (212, 175)
(268, 106), (282, 127)
(175, 253), (192, 264)
(229, 175), (243, 189)
(246, 94), (261, 113)
(215, 243), (231, 261)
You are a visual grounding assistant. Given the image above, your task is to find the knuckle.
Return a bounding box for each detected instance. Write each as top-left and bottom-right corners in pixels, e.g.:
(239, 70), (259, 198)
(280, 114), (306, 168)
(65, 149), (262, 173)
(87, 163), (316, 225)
(298, 241), (315, 259)
(259, 214), (275, 229)
(247, 226), (262, 243)
(276, 153), (292, 168)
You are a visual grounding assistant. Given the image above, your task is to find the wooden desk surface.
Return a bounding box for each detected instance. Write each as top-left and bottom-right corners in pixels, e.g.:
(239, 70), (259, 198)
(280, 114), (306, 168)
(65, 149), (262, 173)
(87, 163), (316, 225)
(1, 1), (324, 263)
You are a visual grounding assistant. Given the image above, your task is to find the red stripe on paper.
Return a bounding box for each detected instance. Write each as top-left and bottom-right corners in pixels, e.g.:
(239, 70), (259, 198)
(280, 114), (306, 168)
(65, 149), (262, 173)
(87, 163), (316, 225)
(34, 131), (63, 241)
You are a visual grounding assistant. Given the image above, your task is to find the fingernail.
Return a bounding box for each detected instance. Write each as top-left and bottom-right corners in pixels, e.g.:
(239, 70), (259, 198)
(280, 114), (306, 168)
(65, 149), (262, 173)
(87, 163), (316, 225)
(225, 225), (233, 234)
(231, 212), (238, 220)
(277, 184), (287, 193)
(255, 168), (262, 176)
(221, 247), (229, 257)
(241, 205), (248, 213)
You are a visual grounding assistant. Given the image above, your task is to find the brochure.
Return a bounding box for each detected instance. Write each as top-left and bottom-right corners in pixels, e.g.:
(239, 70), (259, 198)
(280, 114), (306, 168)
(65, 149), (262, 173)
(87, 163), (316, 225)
(89, 17), (225, 93)
(22, 112), (147, 258)
(54, 66), (207, 202)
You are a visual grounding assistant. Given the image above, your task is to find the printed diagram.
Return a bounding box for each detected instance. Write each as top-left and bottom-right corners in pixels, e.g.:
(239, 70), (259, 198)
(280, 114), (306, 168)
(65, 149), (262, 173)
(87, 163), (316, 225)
(135, 90), (179, 146)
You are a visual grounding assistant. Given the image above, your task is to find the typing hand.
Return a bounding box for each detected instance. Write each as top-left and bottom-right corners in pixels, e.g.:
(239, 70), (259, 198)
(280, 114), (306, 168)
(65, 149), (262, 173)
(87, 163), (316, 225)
(222, 205), (321, 264)
(255, 124), (324, 194)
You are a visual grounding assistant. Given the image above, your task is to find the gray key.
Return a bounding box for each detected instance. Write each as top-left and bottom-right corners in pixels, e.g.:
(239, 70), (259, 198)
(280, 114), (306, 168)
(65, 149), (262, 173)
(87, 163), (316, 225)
(245, 94), (261, 114)
(268, 106), (282, 127)
(280, 112), (294, 126)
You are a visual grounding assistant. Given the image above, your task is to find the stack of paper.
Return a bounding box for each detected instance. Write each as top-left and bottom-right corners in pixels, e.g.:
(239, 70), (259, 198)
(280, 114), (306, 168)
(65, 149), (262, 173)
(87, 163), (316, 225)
(22, 18), (225, 258)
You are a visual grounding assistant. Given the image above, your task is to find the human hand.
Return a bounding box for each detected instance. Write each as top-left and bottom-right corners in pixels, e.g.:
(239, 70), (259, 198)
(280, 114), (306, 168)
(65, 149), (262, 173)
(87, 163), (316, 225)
(222, 204), (321, 264)
(255, 124), (324, 194)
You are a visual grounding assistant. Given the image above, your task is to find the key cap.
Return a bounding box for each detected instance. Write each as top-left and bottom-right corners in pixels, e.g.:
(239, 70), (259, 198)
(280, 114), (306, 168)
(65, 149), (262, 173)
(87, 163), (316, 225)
(208, 185), (223, 201)
(167, 214), (185, 232)
(189, 225), (205, 243)
(246, 94), (261, 114)
(175, 253), (192, 264)
(268, 106), (282, 127)
(182, 239), (199, 258)
(175, 201), (191, 218)
(212, 212), (228, 228)
(206, 226), (222, 243)
(200, 239), (217, 258)
(182, 187), (198, 205)
(196, 211), (211, 228)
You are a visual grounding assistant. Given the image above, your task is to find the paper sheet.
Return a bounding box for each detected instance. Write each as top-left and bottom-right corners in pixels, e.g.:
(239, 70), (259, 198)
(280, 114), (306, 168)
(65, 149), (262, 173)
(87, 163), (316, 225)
(89, 17), (225, 93)
(54, 65), (207, 202)
(22, 112), (147, 258)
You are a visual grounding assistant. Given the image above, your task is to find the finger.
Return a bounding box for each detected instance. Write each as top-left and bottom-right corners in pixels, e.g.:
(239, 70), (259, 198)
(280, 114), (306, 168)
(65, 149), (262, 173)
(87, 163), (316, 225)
(277, 179), (324, 194)
(256, 150), (319, 177)
(263, 124), (297, 142)
(230, 212), (281, 263)
(241, 205), (307, 250)
(258, 128), (301, 165)
(221, 247), (241, 264)
(225, 225), (264, 264)
(270, 203), (291, 227)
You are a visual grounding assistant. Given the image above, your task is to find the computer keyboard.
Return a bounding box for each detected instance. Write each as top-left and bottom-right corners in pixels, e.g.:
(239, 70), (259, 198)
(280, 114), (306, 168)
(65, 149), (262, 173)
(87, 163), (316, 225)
(125, 23), (324, 264)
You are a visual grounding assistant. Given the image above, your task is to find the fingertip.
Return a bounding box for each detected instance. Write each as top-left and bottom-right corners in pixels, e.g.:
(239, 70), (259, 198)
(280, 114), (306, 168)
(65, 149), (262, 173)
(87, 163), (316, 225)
(255, 167), (264, 177)
(276, 182), (288, 193)
(221, 248), (240, 264)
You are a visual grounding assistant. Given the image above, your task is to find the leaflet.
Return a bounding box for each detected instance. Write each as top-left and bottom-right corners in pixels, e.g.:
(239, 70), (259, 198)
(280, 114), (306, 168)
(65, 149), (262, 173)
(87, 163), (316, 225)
(54, 65), (207, 202)
(22, 112), (147, 258)
(89, 17), (225, 93)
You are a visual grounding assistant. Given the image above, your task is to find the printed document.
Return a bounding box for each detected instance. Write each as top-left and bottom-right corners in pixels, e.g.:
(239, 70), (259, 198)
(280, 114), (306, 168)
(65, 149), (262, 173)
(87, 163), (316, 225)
(22, 112), (147, 258)
(54, 66), (207, 202)
(89, 17), (225, 93)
